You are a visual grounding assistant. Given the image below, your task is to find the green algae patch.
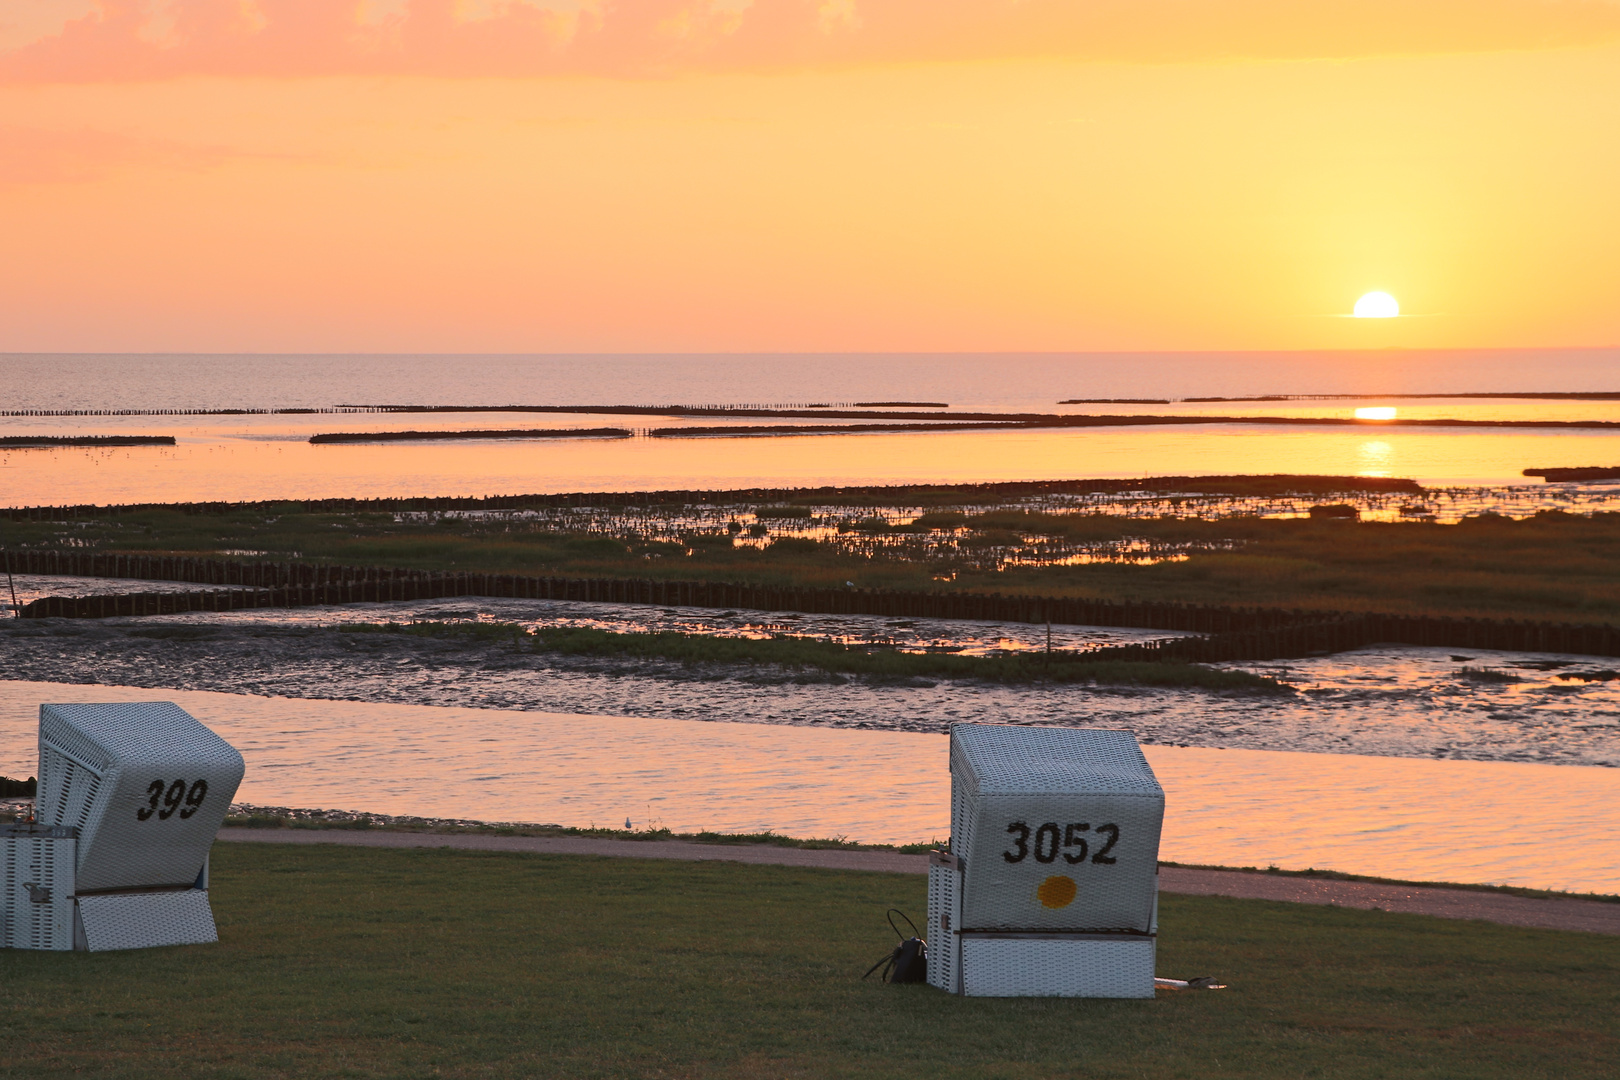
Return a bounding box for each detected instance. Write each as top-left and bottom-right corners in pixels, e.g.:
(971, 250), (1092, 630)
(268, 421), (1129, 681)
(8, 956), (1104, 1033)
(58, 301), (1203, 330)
(342, 620), (1289, 693)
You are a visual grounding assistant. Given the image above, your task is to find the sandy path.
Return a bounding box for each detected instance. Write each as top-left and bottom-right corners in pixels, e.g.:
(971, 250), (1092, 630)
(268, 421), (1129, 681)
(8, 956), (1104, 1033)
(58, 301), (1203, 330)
(217, 828), (1619, 936)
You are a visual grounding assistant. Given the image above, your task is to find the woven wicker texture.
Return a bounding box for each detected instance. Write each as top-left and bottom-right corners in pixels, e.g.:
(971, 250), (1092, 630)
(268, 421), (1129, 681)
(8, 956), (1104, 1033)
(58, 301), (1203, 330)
(960, 937), (1156, 998)
(76, 889), (218, 952)
(951, 781), (975, 878)
(950, 725), (1164, 934)
(951, 725), (1164, 798)
(1, 828), (78, 951)
(926, 860), (963, 995)
(39, 702), (244, 893)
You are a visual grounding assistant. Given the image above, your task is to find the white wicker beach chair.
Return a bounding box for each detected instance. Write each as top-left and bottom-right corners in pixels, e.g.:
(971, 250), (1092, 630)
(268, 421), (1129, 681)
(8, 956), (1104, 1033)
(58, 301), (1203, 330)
(1, 702), (245, 952)
(928, 724), (1164, 997)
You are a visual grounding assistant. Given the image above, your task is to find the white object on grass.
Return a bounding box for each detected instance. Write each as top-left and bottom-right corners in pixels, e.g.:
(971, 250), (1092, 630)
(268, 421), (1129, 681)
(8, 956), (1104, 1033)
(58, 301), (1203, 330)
(927, 724), (1165, 998)
(3, 702), (246, 952)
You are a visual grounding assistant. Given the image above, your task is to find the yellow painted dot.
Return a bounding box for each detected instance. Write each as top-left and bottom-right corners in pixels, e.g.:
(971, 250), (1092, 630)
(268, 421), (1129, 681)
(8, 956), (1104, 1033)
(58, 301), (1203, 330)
(1037, 875), (1077, 909)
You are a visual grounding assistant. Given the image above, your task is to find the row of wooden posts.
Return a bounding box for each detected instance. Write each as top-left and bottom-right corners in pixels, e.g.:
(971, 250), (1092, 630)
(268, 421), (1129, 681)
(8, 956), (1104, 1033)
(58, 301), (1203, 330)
(7, 548), (1619, 661)
(0, 408), (343, 417)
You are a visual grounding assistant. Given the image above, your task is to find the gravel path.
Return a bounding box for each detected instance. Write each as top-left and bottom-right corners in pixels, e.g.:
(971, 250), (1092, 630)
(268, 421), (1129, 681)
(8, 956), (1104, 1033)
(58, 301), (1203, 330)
(217, 828), (1620, 936)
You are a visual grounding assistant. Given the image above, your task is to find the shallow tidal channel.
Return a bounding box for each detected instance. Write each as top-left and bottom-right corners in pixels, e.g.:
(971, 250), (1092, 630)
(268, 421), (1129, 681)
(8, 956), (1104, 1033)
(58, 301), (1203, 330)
(3, 680), (1617, 895)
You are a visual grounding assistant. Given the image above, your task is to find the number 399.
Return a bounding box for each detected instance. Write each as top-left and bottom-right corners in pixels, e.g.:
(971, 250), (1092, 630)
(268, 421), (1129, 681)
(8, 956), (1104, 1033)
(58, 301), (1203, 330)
(136, 779), (208, 821)
(1003, 821), (1119, 865)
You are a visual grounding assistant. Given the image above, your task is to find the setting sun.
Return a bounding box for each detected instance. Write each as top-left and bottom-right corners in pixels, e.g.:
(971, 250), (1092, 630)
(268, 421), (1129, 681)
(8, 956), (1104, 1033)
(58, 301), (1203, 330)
(1353, 292), (1401, 319)
(1354, 406), (1398, 420)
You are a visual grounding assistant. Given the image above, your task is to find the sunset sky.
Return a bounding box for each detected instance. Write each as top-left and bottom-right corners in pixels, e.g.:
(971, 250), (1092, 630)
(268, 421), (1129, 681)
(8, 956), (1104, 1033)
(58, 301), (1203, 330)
(3, 1), (1619, 353)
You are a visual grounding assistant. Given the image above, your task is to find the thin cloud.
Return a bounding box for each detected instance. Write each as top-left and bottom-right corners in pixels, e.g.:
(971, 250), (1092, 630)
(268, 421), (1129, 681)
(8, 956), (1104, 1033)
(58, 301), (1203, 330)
(0, 125), (262, 184)
(5, 0), (1620, 82)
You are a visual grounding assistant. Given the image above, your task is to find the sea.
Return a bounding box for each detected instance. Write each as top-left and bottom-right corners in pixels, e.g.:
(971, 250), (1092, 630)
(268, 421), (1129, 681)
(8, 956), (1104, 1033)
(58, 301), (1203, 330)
(4, 350), (1620, 504)
(3, 350), (1618, 891)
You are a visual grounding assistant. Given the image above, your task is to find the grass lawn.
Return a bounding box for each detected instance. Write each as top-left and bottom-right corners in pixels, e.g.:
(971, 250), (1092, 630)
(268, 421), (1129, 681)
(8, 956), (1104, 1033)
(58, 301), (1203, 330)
(2, 845), (1615, 1079)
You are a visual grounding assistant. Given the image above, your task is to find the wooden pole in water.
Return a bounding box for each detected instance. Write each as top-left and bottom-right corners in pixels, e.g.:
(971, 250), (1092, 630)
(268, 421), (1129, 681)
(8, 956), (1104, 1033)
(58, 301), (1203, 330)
(4, 547), (18, 617)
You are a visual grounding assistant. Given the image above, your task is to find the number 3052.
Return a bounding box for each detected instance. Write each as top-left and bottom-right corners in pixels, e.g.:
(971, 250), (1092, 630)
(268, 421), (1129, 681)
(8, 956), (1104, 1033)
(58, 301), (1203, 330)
(1003, 821), (1119, 865)
(136, 779), (208, 821)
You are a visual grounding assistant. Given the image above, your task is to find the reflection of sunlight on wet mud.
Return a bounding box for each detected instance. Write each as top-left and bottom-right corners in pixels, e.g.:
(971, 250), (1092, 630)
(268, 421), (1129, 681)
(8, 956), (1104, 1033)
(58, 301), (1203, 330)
(389, 482), (1620, 548)
(5, 582), (1179, 656)
(1356, 440), (1394, 476)
(10, 593), (1617, 766)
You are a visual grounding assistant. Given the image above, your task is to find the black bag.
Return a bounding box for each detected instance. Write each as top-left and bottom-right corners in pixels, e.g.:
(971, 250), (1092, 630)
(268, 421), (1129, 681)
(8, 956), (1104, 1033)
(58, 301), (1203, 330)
(862, 909), (928, 984)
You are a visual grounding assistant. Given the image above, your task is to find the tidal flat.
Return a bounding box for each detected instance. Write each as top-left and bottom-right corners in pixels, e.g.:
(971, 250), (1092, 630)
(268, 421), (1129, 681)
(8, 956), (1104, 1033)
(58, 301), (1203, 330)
(4, 609), (1615, 766)
(7, 476), (1619, 766)
(8, 479), (1620, 624)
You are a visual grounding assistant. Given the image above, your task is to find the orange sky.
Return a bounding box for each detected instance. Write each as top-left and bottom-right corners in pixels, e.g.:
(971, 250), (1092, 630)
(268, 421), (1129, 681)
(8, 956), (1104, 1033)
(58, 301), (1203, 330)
(3, 1), (1619, 352)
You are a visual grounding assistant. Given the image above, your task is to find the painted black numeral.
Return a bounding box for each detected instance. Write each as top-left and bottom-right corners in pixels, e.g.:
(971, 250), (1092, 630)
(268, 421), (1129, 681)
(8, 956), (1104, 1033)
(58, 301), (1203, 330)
(180, 779), (208, 819)
(1063, 823), (1090, 864)
(1003, 821), (1122, 867)
(1003, 821), (1030, 863)
(158, 779), (186, 820)
(1092, 823), (1120, 864)
(1033, 823), (1060, 863)
(137, 779), (163, 821)
(138, 778), (208, 821)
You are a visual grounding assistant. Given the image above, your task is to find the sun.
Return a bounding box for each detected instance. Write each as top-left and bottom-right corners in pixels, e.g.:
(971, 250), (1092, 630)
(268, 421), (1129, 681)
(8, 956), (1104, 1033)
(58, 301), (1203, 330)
(1353, 291), (1400, 318)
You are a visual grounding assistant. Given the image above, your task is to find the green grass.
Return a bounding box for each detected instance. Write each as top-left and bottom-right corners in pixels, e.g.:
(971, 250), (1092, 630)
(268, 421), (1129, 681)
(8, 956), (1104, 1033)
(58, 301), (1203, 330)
(8, 503), (1620, 624)
(340, 620), (1288, 692)
(1, 844), (1615, 1079)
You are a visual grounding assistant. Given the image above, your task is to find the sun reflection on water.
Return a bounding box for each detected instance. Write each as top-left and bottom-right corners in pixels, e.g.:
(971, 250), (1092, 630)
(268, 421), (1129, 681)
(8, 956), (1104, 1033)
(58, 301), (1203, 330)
(1356, 439), (1394, 476)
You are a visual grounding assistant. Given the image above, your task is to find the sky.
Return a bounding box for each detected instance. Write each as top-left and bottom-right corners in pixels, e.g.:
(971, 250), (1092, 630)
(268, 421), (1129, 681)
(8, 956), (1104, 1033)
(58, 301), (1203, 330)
(2, 0), (1619, 353)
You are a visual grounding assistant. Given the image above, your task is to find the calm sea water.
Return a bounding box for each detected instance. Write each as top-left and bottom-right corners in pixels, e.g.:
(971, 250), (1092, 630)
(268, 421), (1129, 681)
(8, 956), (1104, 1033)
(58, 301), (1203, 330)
(7, 351), (1620, 413)
(4, 681), (1616, 894)
(4, 351), (1620, 503)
